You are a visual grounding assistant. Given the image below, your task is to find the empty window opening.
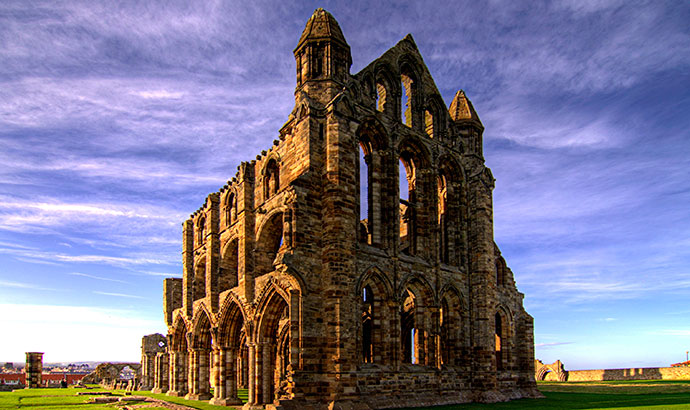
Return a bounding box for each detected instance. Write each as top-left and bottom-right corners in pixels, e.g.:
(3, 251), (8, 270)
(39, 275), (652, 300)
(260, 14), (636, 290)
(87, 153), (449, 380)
(495, 312), (503, 371)
(359, 145), (371, 244)
(401, 290), (417, 364)
(220, 239), (239, 292)
(376, 83), (386, 112)
(440, 299), (448, 365)
(399, 158), (415, 255)
(401, 74), (413, 126)
(197, 216), (206, 246)
(496, 258), (506, 286)
(438, 175), (448, 263)
(362, 286), (373, 363)
(256, 212), (284, 276)
(425, 109), (434, 138)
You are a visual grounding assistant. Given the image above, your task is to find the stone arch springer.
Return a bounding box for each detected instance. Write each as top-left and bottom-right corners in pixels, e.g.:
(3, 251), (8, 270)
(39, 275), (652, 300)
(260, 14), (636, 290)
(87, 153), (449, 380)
(398, 272), (436, 306)
(535, 359), (568, 381)
(356, 266), (393, 300)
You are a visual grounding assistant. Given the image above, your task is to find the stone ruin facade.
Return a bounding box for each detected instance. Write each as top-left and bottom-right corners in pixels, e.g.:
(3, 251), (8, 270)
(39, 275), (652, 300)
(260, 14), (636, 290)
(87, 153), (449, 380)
(140, 334), (167, 390)
(534, 359), (568, 382)
(82, 362), (141, 388)
(151, 8), (539, 409)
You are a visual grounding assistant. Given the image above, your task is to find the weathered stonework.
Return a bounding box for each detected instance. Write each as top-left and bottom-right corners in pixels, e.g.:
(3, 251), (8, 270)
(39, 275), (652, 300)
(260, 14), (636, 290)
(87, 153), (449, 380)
(24, 352), (43, 389)
(535, 360), (690, 382)
(156, 9), (539, 409)
(141, 333), (167, 390)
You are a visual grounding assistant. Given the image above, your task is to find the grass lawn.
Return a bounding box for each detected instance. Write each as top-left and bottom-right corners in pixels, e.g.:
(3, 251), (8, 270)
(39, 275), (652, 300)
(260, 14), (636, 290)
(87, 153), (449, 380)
(0, 381), (688, 409)
(395, 380), (690, 409)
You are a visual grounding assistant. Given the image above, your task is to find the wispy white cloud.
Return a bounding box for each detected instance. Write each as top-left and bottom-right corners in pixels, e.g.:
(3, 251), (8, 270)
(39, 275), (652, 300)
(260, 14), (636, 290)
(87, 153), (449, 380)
(93, 291), (144, 299)
(0, 280), (55, 291)
(69, 272), (129, 284)
(0, 246), (176, 268)
(536, 342), (574, 348)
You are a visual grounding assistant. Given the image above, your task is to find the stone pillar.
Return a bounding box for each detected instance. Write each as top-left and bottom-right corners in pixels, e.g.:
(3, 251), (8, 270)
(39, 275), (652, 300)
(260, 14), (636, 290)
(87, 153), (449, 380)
(186, 349), (199, 399)
(25, 352), (43, 389)
(246, 343), (256, 406)
(167, 351), (188, 396)
(211, 347), (242, 405)
(254, 343), (264, 404)
(289, 290), (300, 371)
(152, 352), (169, 393)
(262, 342), (273, 404)
(186, 349), (212, 401)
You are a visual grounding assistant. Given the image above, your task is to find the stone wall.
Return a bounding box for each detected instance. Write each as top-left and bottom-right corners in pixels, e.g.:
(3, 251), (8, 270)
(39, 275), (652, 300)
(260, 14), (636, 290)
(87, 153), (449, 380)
(567, 367), (690, 381)
(156, 8), (539, 409)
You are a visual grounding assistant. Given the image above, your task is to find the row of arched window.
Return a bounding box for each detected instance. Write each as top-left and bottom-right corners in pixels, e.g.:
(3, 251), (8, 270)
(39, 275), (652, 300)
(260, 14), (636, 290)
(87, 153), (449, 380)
(364, 57), (447, 141)
(358, 274), (512, 371)
(358, 126), (465, 265)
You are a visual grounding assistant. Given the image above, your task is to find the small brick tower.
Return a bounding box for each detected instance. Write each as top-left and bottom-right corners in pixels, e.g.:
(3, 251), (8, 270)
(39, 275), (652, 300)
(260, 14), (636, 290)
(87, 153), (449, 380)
(25, 352), (43, 389)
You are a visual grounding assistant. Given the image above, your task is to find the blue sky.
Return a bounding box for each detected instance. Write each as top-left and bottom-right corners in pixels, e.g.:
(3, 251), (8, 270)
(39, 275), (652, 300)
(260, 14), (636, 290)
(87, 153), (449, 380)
(1, 1), (688, 368)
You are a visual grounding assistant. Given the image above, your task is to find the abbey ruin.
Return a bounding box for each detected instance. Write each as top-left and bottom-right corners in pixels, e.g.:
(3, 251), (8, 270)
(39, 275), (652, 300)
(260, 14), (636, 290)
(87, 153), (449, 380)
(150, 9), (539, 409)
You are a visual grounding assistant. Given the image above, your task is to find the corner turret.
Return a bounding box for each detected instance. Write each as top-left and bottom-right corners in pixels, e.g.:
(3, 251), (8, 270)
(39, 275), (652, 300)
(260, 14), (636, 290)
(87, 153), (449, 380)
(294, 8), (352, 103)
(449, 90), (484, 157)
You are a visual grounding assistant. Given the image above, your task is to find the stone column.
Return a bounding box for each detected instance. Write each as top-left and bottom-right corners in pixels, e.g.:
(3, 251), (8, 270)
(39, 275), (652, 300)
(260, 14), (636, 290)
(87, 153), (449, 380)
(152, 352), (169, 393)
(262, 342), (274, 404)
(167, 351), (188, 396)
(211, 347), (242, 405)
(425, 308), (437, 367)
(254, 343), (264, 405)
(246, 343), (256, 406)
(185, 349), (200, 399)
(198, 349), (212, 400)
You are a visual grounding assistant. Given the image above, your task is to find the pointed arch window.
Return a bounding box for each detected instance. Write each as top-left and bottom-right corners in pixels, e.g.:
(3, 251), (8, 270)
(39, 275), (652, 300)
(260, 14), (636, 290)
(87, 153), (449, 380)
(401, 72), (414, 126)
(225, 192), (237, 226)
(438, 174), (448, 263)
(197, 216), (206, 246)
(399, 155), (416, 255)
(264, 159), (280, 200)
(362, 285), (373, 363)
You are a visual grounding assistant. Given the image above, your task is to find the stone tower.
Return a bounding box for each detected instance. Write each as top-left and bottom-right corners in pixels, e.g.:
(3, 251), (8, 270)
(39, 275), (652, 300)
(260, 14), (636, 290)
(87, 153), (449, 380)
(156, 9), (540, 409)
(25, 352), (43, 389)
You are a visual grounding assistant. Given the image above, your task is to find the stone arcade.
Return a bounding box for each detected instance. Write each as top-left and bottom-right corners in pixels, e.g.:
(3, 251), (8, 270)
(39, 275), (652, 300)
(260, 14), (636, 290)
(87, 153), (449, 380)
(152, 9), (539, 410)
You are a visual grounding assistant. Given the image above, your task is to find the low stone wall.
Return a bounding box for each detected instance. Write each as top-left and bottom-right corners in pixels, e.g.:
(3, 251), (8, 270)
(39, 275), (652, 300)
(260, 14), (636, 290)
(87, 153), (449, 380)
(567, 367), (690, 381)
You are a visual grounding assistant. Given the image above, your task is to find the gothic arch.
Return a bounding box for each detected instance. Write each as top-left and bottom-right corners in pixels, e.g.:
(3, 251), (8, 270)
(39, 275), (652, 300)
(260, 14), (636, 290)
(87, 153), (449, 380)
(217, 296), (247, 349)
(170, 315), (189, 352)
(398, 273), (435, 306)
(374, 62), (397, 115)
(222, 188), (239, 227)
(439, 285), (463, 366)
(355, 266), (393, 299)
(190, 305), (214, 349)
(494, 305), (513, 372)
(261, 154), (282, 201)
(424, 94), (447, 139)
(255, 210), (285, 277)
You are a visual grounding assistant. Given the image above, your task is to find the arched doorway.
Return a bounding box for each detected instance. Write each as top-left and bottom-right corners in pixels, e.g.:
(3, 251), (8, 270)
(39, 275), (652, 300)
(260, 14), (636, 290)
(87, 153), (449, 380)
(186, 310), (212, 400)
(211, 299), (245, 405)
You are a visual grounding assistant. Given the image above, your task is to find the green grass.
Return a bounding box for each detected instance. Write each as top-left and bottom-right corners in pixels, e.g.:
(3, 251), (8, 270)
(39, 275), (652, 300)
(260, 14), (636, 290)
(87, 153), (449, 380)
(0, 382), (688, 409)
(394, 380), (690, 409)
